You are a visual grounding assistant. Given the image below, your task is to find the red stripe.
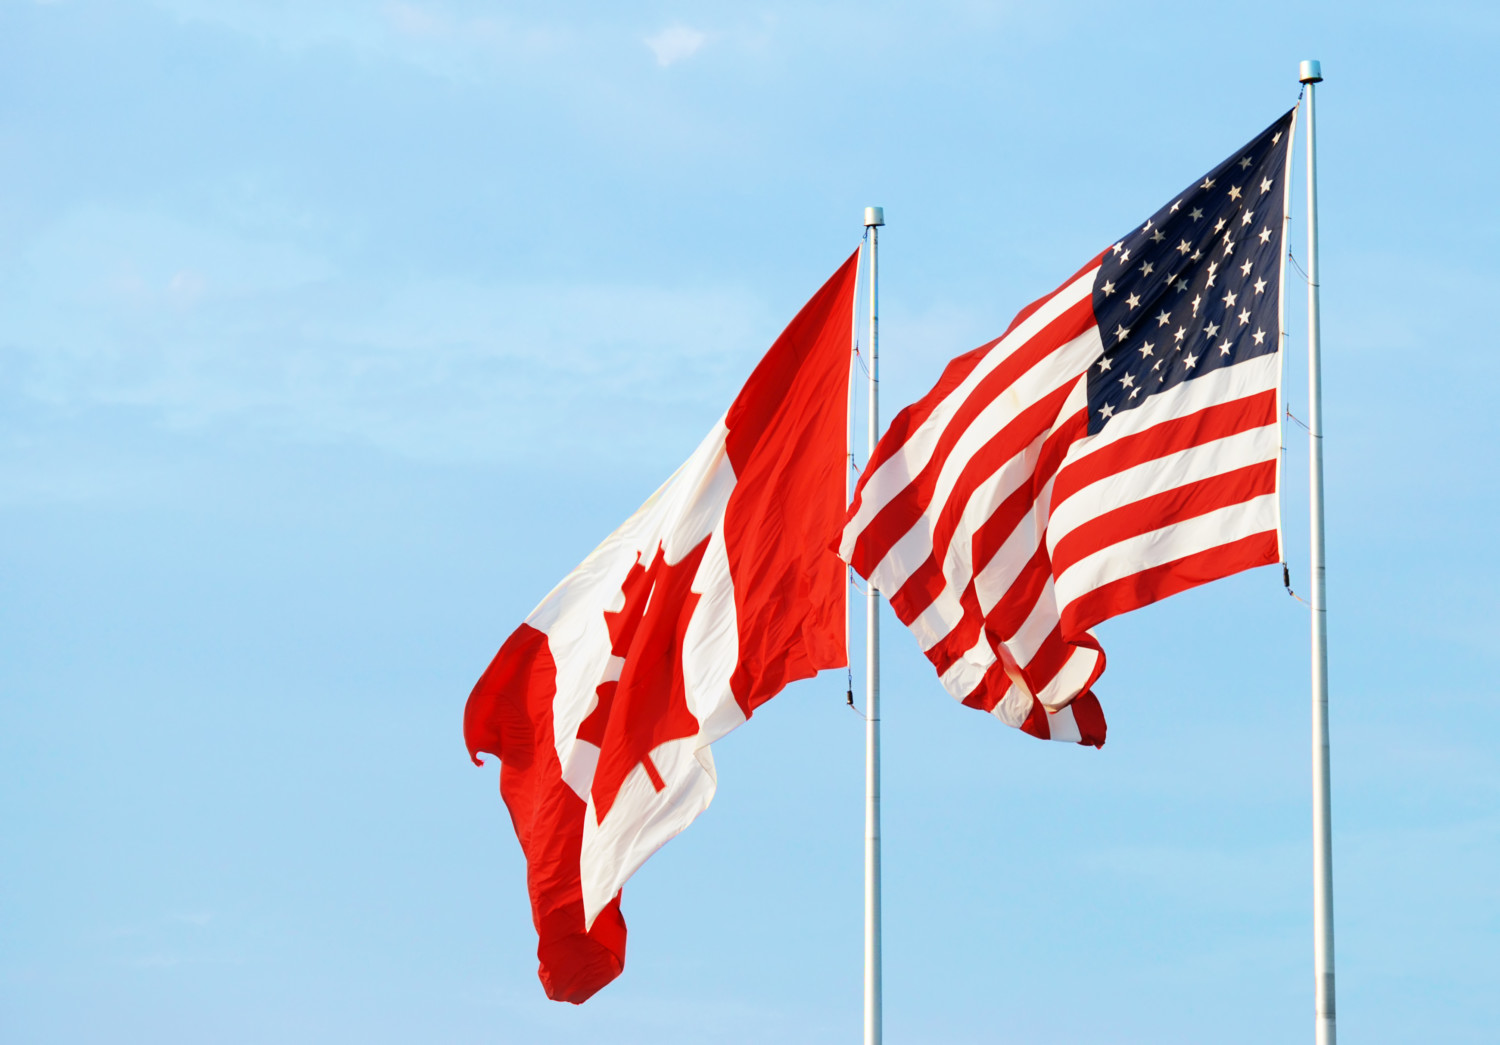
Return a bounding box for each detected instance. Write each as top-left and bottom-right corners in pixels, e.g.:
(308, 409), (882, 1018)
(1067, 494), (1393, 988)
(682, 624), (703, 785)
(1069, 689), (1107, 748)
(1017, 624), (1073, 694)
(1051, 389), (1277, 511)
(1020, 697), (1051, 739)
(960, 659), (1013, 714)
(849, 295), (1096, 577)
(1050, 459), (1278, 578)
(1059, 529), (1280, 638)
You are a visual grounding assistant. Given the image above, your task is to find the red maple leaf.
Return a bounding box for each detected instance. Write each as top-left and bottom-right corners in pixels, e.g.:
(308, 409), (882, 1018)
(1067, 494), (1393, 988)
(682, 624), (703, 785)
(577, 536), (710, 825)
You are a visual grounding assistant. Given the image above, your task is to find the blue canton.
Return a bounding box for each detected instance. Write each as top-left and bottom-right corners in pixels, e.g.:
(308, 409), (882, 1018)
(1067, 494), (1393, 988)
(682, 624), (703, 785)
(1088, 110), (1295, 434)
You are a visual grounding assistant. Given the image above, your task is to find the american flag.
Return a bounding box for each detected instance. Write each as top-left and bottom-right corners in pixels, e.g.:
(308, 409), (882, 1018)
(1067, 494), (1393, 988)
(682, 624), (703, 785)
(840, 109), (1297, 746)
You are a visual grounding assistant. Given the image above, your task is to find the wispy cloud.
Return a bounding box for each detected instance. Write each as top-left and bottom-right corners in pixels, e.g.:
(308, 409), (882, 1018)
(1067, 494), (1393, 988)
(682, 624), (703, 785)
(644, 24), (708, 67)
(383, 1), (449, 39)
(3, 207), (773, 471)
(146, 1), (571, 82)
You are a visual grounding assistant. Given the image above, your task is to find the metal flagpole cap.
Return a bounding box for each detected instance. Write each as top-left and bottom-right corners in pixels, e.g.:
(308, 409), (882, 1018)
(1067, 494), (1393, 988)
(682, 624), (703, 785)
(1299, 59), (1323, 83)
(864, 206), (885, 227)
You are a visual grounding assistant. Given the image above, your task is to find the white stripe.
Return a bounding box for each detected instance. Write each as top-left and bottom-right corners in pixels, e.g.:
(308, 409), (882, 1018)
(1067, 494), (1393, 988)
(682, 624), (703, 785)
(993, 682), (1032, 729)
(1047, 422), (1278, 546)
(1045, 703), (1081, 743)
(1066, 351), (1278, 466)
(939, 636), (996, 700)
(1054, 492), (1278, 610)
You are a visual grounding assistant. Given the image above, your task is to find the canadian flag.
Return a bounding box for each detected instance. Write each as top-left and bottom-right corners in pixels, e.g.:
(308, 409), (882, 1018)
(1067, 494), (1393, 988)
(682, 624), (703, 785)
(465, 252), (859, 1002)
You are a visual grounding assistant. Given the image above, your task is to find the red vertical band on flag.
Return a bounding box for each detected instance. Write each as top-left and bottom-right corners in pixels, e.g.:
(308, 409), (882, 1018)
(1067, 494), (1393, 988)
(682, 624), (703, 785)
(464, 624), (628, 1003)
(726, 249), (859, 716)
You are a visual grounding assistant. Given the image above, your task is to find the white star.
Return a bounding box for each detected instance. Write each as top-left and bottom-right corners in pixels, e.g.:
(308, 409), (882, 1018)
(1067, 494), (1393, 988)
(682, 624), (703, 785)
(1155, 309), (1172, 326)
(1204, 320), (1220, 339)
(1228, 185), (1243, 201)
(1119, 248), (1131, 263)
(1174, 325), (1187, 343)
(1258, 227), (1273, 244)
(1205, 262), (1218, 288)
(1152, 358), (1163, 371)
(1272, 131), (1282, 145)
(1238, 155), (1253, 170)
(1240, 259), (1254, 276)
(1201, 177), (1216, 190)
(1190, 207), (1204, 221)
(1126, 292), (1141, 310)
(1214, 217), (1228, 234)
(1192, 294), (1202, 315)
(1241, 210), (1254, 226)
(1183, 352), (1199, 369)
(1120, 372), (1134, 388)
(1142, 219), (1154, 233)
(1191, 249), (1202, 261)
(1253, 327), (1267, 345)
(1170, 199), (1182, 213)
(1111, 242), (1123, 255)
(1222, 234), (1235, 257)
(1222, 289), (1238, 307)
(1101, 280), (1116, 296)
(1113, 323), (1131, 342)
(1096, 354), (1112, 371)
(1261, 176), (1274, 193)
(1254, 276), (1268, 294)
(1099, 402), (1115, 419)
(1177, 239), (1192, 254)
(1139, 341), (1155, 357)
(1151, 229), (1166, 244)
(1220, 341), (1233, 356)
(1141, 261), (1154, 276)
(1130, 386), (1141, 399)
(1237, 307), (1252, 325)
(1173, 278), (1189, 292)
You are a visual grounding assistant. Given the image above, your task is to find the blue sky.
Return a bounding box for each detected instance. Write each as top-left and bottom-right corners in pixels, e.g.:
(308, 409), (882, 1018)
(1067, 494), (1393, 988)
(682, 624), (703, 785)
(2, 1), (1496, 1042)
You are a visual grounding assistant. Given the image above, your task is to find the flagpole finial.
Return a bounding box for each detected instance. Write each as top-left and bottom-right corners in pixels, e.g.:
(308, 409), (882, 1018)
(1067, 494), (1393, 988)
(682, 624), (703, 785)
(1299, 59), (1323, 83)
(864, 206), (885, 228)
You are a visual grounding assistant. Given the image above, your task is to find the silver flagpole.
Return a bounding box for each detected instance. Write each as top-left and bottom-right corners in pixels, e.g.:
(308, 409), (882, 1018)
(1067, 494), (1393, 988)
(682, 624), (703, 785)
(1298, 58), (1337, 1045)
(862, 204), (884, 1045)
